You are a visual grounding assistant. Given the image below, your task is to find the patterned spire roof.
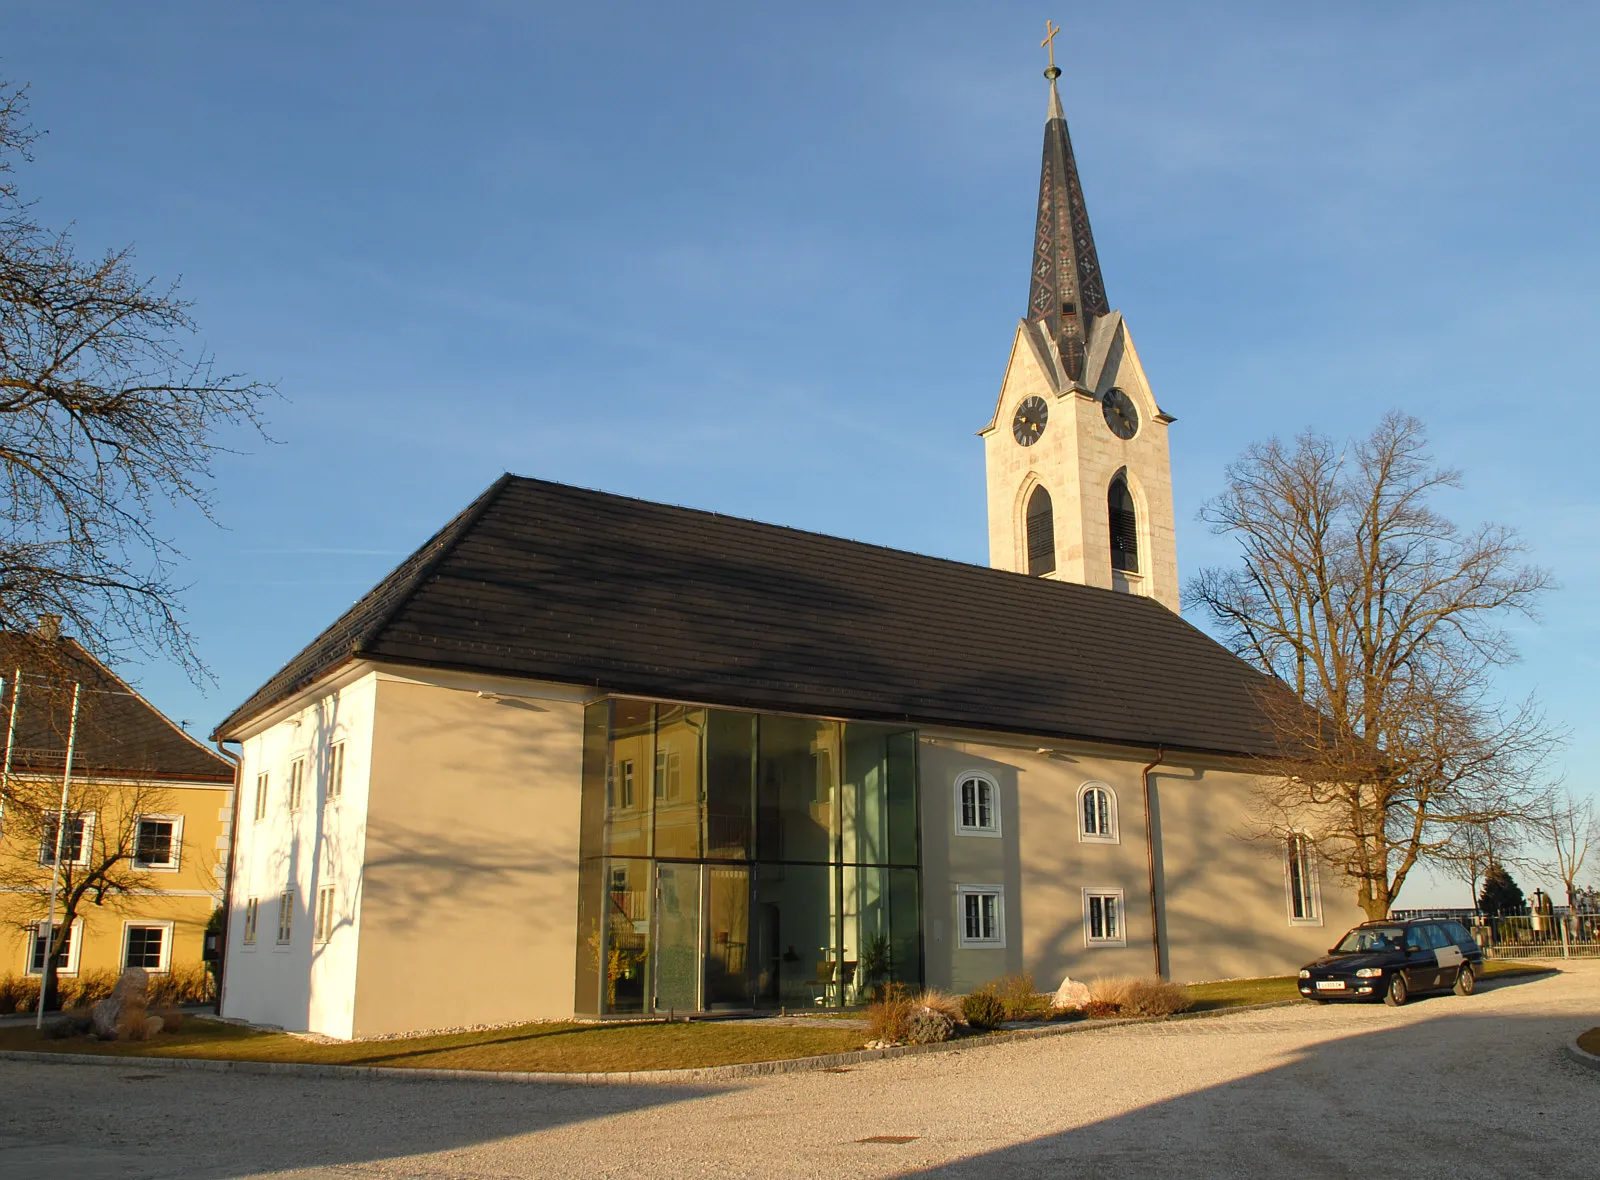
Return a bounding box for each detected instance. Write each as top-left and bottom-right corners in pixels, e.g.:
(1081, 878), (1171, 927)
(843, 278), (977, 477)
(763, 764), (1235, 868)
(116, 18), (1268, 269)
(1026, 66), (1109, 384)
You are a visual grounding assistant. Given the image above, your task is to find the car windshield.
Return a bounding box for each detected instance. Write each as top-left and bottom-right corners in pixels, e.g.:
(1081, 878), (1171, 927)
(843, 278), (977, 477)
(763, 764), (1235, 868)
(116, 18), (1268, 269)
(1334, 926), (1406, 953)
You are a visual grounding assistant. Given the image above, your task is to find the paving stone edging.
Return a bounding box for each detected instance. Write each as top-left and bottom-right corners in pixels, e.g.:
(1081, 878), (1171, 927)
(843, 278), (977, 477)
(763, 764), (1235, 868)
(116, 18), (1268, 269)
(1565, 1032), (1600, 1074)
(0, 999), (1301, 1087)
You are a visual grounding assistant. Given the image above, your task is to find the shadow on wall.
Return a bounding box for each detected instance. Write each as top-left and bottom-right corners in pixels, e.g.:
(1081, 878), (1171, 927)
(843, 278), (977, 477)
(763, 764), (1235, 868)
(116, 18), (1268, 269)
(895, 997), (1598, 1178)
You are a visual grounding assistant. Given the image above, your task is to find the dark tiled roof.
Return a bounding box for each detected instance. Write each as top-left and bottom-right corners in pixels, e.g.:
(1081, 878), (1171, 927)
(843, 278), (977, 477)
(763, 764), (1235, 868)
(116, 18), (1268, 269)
(216, 476), (1284, 757)
(0, 635), (234, 782)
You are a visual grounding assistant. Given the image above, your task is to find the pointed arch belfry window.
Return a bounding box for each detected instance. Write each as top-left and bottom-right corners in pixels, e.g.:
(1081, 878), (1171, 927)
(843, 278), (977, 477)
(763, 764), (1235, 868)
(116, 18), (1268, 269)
(1026, 485), (1056, 576)
(1109, 475), (1138, 574)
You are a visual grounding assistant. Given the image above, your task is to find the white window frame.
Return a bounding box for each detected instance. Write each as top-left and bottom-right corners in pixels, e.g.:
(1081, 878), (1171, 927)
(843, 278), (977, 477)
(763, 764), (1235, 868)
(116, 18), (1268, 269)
(1077, 782), (1119, 844)
(38, 811), (95, 867)
(253, 772), (268, 822)
(242, 897), (260, 948)
(326, 741), (346, 804)
(955, 884), (1006, 948)
(121, 920), (175, 974)
(1082, 887), (1127, 947)
(314, 884), (336, 944)
(954, 771), (1002, 838)
(26, 917), (84, 976)
(287, 757), (306, 812)
(131, 813), (184, 872)
(275, 889), (294, 948)
(1285, 832), (1323, 926)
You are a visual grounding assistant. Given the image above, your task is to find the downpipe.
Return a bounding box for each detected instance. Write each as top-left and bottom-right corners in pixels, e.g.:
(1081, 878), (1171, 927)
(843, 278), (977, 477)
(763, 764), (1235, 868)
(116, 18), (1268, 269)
(1142, 746), (1166, 979)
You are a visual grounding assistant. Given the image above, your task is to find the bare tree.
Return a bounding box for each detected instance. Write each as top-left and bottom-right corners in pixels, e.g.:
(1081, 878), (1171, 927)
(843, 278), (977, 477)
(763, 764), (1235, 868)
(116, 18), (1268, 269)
(1540, 788), (1594, 911)
(1187, 413), (1561, 920)
(0, 769), (177, 1009)
(0, 80), (272, 674)
(1436, 819), (1518, 913)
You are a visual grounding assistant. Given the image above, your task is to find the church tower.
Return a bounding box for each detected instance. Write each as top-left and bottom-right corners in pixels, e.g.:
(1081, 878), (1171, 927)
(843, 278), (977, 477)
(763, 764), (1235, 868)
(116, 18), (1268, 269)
(980, 39), (1179, 611)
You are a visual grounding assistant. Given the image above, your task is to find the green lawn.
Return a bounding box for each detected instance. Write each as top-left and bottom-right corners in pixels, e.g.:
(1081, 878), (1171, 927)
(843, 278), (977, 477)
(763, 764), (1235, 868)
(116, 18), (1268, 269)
(1182, 975), (1300, 1011)
(0, 1017), (867, 1073)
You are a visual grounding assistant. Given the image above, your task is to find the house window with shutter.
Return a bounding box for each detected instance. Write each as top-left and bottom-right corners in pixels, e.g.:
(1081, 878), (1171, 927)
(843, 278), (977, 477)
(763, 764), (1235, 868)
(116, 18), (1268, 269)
(1026, 485), (1056, 576)
(1109, 475), (1139, 574)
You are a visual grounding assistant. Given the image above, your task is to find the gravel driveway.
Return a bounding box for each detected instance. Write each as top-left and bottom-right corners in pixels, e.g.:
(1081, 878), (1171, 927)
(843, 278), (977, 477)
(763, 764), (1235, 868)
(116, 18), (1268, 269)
(2, 961), (1595, 1179)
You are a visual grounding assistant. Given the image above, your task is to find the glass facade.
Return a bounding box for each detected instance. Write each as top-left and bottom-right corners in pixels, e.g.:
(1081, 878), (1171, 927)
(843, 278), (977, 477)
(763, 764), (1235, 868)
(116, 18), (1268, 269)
(575, 698), (920, 1015)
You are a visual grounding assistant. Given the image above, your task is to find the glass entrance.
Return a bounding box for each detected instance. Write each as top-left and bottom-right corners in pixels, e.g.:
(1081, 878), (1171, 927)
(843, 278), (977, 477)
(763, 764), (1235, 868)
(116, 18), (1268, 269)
(652, 863), (701, 1013)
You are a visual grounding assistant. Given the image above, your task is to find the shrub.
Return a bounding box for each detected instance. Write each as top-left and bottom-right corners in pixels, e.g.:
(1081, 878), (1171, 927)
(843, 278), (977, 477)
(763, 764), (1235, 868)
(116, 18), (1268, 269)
(867, 982), (915, 1044)
(993, 972), (1050, 1020)
(906, 1006), (955, 1044)
(149, 964), (214, 1007)
(962, 989), (1007, 1030)
(915, 988), (965, 1025)
(1086, 976), (1194, 1019)
(0, 974), (41, 1015)
(154, 1005), (183, 1032)
(63, 969), (117, 1010)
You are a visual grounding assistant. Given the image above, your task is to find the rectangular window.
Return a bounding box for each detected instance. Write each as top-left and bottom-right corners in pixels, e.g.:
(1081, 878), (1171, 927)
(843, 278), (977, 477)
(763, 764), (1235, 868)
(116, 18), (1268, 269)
(955, 774), (1000, 836)
(956, 885), (1005, 947)
(254, 773), (268, 822)
(123, 924), (170, 972)
(38, 812), (92, 866)
(654, 749), (682, 801)
(618, 758), (635, 808)
(327, 742), (345, 803)
(287, 758), (306, 811)
(1084, 888), (1126, 946)
(1286, 835), (1321, 925)
(313, 885), (336, 944)
(27, 920), (81, 976)
(276, 890), (294, 945)
(133, 816), (181, 869)
(242, 897), (259, 946)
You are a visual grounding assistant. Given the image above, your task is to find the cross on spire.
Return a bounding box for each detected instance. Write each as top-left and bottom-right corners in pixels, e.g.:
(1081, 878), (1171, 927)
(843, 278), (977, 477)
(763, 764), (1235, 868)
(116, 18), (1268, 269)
(1041, 20), (1060, 72)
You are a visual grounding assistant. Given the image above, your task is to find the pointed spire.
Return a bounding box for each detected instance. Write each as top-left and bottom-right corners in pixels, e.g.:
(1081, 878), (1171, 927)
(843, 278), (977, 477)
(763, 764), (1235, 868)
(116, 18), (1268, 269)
(1026, 51), (1109, 384)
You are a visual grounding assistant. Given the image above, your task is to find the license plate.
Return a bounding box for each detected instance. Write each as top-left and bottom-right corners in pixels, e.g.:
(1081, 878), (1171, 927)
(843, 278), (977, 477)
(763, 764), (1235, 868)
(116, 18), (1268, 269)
(1314, 980), (1346, 990)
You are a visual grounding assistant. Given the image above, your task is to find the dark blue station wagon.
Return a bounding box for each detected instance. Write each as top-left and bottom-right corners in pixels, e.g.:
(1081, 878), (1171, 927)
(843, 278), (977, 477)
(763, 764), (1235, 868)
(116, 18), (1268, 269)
(1298, 919), (1485, 1006)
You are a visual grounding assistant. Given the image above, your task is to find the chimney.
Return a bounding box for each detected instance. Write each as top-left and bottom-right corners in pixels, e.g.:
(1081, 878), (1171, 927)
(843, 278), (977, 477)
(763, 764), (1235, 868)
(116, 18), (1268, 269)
(35, 614), (61, 641)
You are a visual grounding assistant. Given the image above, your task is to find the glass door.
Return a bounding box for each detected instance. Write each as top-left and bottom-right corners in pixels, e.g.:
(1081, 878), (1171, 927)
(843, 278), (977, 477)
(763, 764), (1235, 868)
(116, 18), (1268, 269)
(653, 863), (702, 1013)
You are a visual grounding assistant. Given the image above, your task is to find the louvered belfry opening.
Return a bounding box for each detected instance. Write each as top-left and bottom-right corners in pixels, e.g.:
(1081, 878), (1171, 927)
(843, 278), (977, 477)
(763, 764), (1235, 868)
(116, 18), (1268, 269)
(1109, 476), (1139, 574)
(1026, 485), (1056, 576)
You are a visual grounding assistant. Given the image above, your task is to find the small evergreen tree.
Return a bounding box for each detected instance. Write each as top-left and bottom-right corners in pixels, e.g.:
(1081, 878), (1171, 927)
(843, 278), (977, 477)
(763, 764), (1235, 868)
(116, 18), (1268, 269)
(1477, 861), (1526, 915)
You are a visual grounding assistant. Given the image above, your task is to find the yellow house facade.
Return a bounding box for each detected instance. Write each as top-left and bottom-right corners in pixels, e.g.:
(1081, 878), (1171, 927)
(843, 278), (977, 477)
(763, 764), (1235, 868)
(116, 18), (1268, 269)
(0, 631), (236, 989)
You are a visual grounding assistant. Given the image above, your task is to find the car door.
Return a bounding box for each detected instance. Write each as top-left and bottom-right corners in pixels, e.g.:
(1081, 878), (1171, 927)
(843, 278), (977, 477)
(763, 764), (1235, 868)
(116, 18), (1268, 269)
(1403, 925), (1441, 991)
(1431, 922), (1466, 980)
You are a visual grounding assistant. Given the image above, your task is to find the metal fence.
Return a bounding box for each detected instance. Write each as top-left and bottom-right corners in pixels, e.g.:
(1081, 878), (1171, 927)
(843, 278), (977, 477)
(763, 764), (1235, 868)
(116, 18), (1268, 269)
(1393, 908), (1600, 960)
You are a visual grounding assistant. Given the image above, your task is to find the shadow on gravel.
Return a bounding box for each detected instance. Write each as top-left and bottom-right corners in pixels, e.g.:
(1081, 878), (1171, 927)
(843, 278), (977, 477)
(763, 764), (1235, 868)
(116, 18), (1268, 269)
(899, 1005), (1600, 1180)
(0, 1066), (728, 1180)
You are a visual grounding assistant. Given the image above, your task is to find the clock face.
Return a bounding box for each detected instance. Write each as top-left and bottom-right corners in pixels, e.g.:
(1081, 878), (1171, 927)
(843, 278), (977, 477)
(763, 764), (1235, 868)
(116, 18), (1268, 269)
(1102, 389), (1139, 440)
(1012, 396), (1049, 446)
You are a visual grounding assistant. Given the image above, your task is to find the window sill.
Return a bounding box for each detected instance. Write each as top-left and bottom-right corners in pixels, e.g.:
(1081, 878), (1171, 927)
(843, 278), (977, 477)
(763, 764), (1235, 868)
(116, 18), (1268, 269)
(955, 826), (1002, 839)
(133, 863), (181, 873)
(1078, 833), (1119, 845)
(1288, 917), (1324, 927)
(956, 940), (1006, 950)
(1084, 939), (1128, 949)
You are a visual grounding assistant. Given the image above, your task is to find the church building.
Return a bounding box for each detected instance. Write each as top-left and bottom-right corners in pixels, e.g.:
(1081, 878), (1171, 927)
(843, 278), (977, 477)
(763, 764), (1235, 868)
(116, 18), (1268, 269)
(214, 60), (1360, 1039)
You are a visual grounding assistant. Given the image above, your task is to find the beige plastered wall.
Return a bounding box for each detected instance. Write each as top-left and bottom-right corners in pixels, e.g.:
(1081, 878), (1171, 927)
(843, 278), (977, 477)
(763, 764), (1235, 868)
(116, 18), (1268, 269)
(918, 730), (1365, 993)
(352, 671), (589, 1036)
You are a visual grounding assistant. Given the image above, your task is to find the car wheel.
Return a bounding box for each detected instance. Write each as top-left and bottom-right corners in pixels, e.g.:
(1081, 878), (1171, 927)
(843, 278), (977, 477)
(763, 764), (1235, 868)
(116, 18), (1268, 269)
(1454, 964), (1475, 996)
(1384, 972), (1409, 1007)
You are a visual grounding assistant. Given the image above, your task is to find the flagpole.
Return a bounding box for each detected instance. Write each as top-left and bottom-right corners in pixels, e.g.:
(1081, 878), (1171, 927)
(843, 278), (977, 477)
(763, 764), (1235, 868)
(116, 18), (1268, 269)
(36, 682), (80, 1030)
(0, 669), (18, 832)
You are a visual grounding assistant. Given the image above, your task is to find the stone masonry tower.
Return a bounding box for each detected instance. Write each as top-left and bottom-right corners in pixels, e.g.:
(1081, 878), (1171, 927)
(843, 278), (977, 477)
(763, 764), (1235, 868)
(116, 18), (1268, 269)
(980, 49), (1179, 611)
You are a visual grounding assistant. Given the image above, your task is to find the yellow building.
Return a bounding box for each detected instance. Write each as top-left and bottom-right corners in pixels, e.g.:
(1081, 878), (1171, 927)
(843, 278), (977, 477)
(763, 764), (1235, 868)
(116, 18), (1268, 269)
(0, 629), (235, 988)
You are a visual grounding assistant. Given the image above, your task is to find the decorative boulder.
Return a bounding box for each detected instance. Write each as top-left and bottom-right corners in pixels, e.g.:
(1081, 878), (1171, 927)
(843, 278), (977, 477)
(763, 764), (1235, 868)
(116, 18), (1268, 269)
(1052, 975), (1092, 1011)
(90, 966), (151, 1041)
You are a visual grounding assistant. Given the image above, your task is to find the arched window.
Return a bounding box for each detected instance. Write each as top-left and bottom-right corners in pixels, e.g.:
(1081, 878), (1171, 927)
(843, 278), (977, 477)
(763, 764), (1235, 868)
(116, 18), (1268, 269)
(955, 772), (1001, 836)
(1286, 834), (1321, 924)
(1108, 476), (1138, 574)
(1078, 782), (1118, 843)
(1026, 485), (1055, 576)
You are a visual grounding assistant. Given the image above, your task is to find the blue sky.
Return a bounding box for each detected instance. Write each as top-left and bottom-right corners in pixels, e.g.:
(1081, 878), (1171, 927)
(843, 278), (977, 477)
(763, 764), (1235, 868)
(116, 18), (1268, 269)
(8, 3), (1596, 903)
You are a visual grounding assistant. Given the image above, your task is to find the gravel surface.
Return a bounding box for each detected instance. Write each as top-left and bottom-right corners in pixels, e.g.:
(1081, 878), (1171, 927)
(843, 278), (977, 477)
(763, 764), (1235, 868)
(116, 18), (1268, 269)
(2, 961), (1595, 1179)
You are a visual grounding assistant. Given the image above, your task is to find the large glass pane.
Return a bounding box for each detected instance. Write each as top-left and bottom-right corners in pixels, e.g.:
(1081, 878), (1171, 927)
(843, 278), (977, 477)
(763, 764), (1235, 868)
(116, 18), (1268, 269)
(755, 863), (837, 1008)
(653, 863), (701, 1012)
(573, 700), (610, 1015)
(886, 730), (919, 867)
(606, 700), (654, 859)
(603, 858), (650, 1013)
(653, 707), (705, 859)
(704, 711), (755, 860)
(704, 866), (752, 1008)
(886, 867), (922, 989)
(756, 716), (837, 863)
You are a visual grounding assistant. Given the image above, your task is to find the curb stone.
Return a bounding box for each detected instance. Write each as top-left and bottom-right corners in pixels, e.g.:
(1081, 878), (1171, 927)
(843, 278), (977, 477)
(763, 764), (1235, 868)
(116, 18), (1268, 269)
(1565, 1033), (1600, 1074)
(0, 999), (1302, 1087)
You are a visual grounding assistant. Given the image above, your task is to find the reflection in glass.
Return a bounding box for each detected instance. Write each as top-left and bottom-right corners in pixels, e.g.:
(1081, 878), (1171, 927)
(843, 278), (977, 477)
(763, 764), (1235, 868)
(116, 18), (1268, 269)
(653, 707), (705, 859)
(653, 862), (700, 1012)
(756, 715), (835, 863)
(704, 711), (755, 860)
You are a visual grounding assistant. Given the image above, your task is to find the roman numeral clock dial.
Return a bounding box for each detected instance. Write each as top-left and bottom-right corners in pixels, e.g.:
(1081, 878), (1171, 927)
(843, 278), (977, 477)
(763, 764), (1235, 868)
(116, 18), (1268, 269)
(1012, 396), (1048, 446)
